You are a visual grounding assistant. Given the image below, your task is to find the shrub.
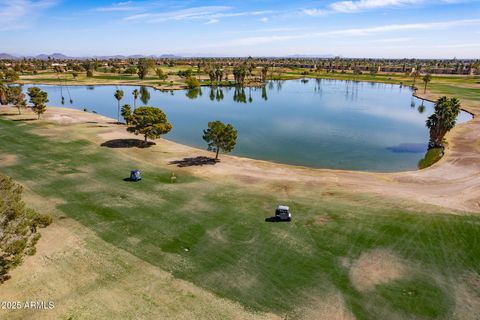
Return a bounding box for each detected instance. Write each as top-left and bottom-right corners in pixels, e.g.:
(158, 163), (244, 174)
(185, 76), (200, 89)
(418, 147), (443, 169)
(0, 174), (51, 283)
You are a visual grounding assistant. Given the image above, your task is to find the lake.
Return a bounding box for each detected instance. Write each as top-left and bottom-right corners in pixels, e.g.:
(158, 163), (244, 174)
(23, 79), (472, 172)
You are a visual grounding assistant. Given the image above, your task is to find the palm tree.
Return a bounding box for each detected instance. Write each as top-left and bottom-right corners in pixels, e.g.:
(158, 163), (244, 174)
(426, 96), (461, 148)
(114, 89), (124, 123)
(0, 83), (7, 105)
(132, 89), (139, 110)
(411, 70), (420, 88)
(422, 74), (432, 93)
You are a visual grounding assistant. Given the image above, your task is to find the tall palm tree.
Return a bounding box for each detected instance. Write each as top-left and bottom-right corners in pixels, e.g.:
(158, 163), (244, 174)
(0, 83), (7, 105)
(422, 74), (432, 93)
(132, 89), (139, 110)
(426, 96), (461, 148)
(114, 89), (124, 123)
(411, 70), (420, 88)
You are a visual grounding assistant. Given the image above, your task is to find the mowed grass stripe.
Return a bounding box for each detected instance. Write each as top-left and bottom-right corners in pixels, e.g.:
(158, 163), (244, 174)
(1, 118), (479, 319)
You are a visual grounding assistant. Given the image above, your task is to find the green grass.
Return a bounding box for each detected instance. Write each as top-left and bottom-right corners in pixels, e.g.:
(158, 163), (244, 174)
(1, 118), (480, 319)
(429, 83), (480, 101)
(376, 278), (453, 319)
(418, 148), (443, 169)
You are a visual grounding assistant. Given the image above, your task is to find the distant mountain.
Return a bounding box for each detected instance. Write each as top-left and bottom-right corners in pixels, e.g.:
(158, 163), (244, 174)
(0, 53), (18, 60)
(159, 54), (181, 58)
(0, 52), (338, 60)
(0, 53), (184, 60)
(34, 53), (75, 60)
(285, 54), (337, 58)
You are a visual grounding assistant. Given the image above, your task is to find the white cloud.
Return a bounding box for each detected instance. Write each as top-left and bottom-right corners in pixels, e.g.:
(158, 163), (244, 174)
(124, 6), (232, 22)
(123, 6), (271, 24)
(217, 18), (480, 46)
(303, 0), (473, 15)
(303, 9), (327, 16)
(374, 37), (413, 42)
(96, 1), (144, 12)
(330, 0), (421, 13)
(205, 19), (219, 25)
(260, 17), (269, 22)
(0, 0), (57, 31)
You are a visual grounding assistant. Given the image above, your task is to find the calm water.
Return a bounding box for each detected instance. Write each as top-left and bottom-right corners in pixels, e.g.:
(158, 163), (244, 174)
(23, 80), (471, 172)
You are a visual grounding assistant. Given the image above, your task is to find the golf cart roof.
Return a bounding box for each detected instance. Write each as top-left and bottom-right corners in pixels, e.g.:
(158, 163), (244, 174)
(277, 205), (289, 210)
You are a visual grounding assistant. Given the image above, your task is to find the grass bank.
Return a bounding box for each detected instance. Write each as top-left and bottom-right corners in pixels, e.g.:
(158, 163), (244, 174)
(0, 115), (479, 319)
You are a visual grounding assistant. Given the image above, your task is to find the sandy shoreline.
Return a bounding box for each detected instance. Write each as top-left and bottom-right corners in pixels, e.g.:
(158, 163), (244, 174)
(1, 94), (479, 214)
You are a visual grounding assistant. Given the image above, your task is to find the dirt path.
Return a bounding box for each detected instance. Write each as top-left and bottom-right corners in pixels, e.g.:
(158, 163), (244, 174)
(1, 95), (479, 213)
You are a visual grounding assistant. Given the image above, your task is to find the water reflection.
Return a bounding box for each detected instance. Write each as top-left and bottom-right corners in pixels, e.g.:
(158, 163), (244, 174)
(23, 79), (472, 172)
(261, 86), (268, 101)
(233, 87), (247, 103)
(140, 86), (150, 105)
(418, 101), (426, 114)
(186, 88), (202, 99)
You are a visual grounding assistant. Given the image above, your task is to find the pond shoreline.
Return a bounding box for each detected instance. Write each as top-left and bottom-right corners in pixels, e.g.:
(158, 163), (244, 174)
(16, 80), (458, 172)
(1, 104), (479, 213)
(12, 75), (425, 93)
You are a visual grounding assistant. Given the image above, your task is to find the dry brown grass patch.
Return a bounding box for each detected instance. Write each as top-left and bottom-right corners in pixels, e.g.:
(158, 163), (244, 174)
(348, 249), (409, 292)
(0, 154), (18, 167)
(299, 292), (356, 320)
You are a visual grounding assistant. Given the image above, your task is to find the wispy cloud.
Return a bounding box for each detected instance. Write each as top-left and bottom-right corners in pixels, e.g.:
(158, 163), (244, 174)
(96, 1), (144, 12)
(330, 0), (422, 13)
(374, 37), (413, 42)
(124, 6), (230, 22)
(0, 0), (58, 31)
(303, 0), (469, 15)
(205, 19), (219, 25)
(123, 6), (271, 24)
(217, 18), (480, 46)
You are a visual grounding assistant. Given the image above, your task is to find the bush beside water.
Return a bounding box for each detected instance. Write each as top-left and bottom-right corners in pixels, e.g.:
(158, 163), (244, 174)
(418, 148), (443, 169)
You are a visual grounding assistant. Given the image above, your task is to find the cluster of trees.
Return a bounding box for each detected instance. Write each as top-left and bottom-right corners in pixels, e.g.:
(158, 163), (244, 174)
(233, 65), (247, 85)
(204, 65), (225, 85)
(177, 69), (193, 78)
(114, 87), (152, 123)
(117, 102), (238, 160)
(0, 84), (25, 112)
(0, 70), (19, 83)
(1, 57), (478, 84)
(0, 174), (52, 283)
(0, 84), (48, 118)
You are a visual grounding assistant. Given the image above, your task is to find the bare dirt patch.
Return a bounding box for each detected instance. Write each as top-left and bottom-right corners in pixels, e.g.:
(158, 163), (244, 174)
(299, 293), (356, 320)
(207, 226), (228, 243)
(453, 272), (480, 320)
(0, 154), (17, 167)
(313, 215), (330, 225)
(348, 249), (409, 292)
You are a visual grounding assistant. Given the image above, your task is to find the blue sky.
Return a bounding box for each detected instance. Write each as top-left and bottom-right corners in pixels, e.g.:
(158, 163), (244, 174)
(1, 0), (479, 58)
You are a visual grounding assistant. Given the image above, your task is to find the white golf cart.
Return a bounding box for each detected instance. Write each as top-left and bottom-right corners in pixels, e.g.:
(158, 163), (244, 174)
(275, 205), (292, 221)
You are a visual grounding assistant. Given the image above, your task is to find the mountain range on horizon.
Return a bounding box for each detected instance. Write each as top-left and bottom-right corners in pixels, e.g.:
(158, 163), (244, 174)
(0, 53), (339, 60)
(0, 53), (183, 60)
